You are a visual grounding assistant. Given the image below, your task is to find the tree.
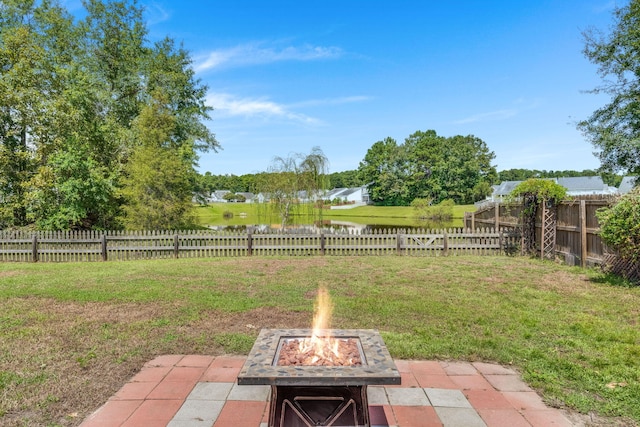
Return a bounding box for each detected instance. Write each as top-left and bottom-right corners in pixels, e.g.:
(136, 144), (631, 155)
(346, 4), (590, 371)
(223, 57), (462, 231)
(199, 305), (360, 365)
(119, 91), (196, 229)
(405, 132), (496, 204)
(578, 0), (640, 176)
(328, 170), (362, 188)
(257, 147), (329, 229)
(0, 7), (51, 227)
(358, 131), (497, 206)
(0, 0), (219, 230)
(357, 137), (410, 206)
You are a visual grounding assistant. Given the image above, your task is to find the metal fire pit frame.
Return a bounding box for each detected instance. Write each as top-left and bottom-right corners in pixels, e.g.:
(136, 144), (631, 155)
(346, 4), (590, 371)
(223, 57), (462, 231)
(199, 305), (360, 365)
(237, 329), (400, 386)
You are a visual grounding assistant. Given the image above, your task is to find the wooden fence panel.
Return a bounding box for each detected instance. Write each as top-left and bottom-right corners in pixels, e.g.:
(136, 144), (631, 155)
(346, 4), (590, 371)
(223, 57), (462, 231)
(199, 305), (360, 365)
(467, 199), (611, 266)
(0, 228), (522, 262)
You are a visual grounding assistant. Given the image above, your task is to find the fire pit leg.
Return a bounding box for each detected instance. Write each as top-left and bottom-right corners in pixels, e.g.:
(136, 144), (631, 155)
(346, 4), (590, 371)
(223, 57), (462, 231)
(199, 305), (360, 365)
(269, 385), (370, 427)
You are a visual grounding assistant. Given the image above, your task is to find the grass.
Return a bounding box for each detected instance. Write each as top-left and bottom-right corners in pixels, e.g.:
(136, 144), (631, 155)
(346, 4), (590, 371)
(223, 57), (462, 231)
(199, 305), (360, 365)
(1, 256), (639, 426)
(195, 203), (474, 228)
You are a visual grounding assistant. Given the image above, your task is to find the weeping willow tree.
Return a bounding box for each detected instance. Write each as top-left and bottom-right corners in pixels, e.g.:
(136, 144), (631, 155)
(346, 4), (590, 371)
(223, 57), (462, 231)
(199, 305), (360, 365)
(257, 147), (329, 230)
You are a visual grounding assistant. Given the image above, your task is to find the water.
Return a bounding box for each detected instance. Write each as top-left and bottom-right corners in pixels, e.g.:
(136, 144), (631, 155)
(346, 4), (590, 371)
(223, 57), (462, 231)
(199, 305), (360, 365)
(206, 219), (460, 234)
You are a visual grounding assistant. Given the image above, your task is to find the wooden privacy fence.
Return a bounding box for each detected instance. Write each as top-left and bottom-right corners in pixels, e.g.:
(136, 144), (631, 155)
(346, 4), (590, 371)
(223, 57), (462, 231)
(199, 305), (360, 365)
(465, 199), (608, 267)
(0, 228), (517, 262)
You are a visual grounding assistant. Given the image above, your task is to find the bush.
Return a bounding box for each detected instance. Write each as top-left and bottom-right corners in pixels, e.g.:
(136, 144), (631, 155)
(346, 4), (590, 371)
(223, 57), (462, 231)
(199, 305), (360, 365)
(507, 178), (568, 209)
(411, 198), (454, 221)
(597, 187), (640, 263)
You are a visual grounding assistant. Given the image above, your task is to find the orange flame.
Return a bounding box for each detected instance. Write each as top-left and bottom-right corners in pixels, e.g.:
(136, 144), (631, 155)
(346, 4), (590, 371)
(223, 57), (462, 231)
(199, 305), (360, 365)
(298, 285), (342, 364)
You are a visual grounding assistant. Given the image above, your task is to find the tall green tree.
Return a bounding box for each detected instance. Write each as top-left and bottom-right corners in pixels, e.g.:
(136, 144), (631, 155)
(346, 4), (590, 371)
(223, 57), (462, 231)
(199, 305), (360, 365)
(358, 131), (496, 206)
(578, 0), (640, 176)
(0, 2), (52, 227)
(119, 90), (196, 229)
(358, 137), (410, 206)
(0, 0), (219, 230)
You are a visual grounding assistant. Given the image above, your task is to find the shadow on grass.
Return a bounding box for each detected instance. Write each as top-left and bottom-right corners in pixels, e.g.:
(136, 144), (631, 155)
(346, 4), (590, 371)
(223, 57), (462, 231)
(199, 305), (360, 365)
(589, 270), (638, 288)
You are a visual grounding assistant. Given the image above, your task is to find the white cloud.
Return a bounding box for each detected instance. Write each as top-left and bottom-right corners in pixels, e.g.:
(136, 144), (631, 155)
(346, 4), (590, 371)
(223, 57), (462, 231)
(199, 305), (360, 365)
(207, 92), (320, 124)
(194, 42), (343, 73)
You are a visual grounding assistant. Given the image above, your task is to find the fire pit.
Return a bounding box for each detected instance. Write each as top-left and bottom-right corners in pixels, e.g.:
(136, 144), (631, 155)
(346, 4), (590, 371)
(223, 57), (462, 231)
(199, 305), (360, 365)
(238, 328), (400, 426)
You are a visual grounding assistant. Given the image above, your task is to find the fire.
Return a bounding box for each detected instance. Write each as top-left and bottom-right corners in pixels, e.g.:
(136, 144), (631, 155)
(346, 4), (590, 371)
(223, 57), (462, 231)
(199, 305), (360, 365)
(276, 285), (362, 366)
(292, 285), (356, 366)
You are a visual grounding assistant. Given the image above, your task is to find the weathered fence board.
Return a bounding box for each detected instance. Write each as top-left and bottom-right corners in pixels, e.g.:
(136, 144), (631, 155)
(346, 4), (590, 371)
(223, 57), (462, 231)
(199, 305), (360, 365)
(0, 228), (514, 262)
(466, 199), (610, 266)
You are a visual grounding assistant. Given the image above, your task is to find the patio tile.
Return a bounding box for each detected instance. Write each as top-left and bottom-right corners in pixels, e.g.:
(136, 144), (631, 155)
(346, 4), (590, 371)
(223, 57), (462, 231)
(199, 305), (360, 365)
(177, 355), (215, 368)
(472, 362), (517, 376)
(424, 388), (472, 408)
(502, 391), (549, 410)
(415, 374), (459, 390)
(434, 407), (487, 427)
(166, 420), (213, 427)
(392, 405), (443, 427)
(188, 382), (234, 400)
(386, 387), (430, 406)
(521, 409), (573, 426)
(464, 389), (514, 410)
(120, 399), (182, 427)
(209, 355), (247, 369)
(163, 366), (207, 383)
(409, 360), (447, 376)
(147, 380), (196, 401)
(484, 374), (533, 392)
(367, 386), (389, 405)
(477, 408), (531, 427)
(392, 359), (412, 373)
(448, 374), (493, 390)
(145, 355), (184, 368)
(227, 383), (270, 401)
(79, 357), (579, 427)
(110, 381), (157, 401)
(201, 365), (241, 382)
(129, 366), (172, 383)
(387, 371), (420, 388)
(170, 399), (224, 423)
(213, 400), (267, 427)
(440, 361), (478, 376)
(80, 400), (142, 426)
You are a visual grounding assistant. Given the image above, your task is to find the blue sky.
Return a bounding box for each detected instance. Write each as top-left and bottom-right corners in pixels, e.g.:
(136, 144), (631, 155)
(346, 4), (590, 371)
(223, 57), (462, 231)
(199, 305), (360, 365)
(133, 1), (619, 174)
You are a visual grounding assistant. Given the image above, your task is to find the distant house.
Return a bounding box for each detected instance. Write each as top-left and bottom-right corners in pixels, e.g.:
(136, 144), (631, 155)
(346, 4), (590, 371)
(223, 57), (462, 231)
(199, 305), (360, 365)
(207, 190), (231, 203)
(487, 181), (523, 203)
(556, 176), (617, 196)
(324, 186), (370, 206)
(485, 176), (619, 205)
(619, 176), (638, 195)
(204, 186), (371, 206)
(236, 192), (255, 203)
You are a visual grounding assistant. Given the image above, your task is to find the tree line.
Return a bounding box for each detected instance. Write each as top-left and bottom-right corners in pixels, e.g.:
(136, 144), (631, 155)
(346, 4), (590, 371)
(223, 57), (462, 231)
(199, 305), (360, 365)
(3, 0), (638, 231)
(0, 0), (218, 230)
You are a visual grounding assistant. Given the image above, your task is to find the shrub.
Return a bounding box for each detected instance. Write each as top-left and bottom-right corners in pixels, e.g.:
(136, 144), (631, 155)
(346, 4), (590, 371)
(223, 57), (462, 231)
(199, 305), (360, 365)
(597, 187), (640, 263)
(411, 198), (454, 221)
(507, 178), (568, 210)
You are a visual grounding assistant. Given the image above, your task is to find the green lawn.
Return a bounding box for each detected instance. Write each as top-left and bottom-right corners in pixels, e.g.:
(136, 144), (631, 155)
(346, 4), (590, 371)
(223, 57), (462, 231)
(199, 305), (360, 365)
(195, 203), (474, 228)
(0, 256), (638, 426)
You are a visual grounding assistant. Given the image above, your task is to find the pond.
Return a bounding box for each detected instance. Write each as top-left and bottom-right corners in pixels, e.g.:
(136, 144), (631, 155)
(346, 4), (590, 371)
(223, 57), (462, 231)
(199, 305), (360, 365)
(206, 218), (463, 234)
